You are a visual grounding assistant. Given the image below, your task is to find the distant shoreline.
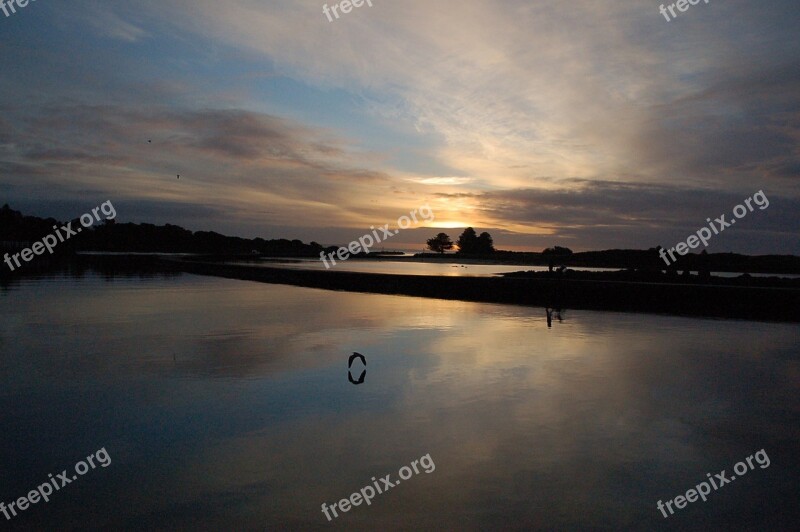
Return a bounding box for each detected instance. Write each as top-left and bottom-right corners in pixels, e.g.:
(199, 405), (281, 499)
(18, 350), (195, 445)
(171, 258), (800, 323)
(3, 254), (799, 322)
(244, 253), (800, 276)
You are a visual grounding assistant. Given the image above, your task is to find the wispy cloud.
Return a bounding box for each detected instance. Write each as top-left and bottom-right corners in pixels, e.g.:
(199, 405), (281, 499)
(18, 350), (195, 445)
(413, 177), (475, 186)
(90, 8), (148, 42)
(1, 0), (798, 252)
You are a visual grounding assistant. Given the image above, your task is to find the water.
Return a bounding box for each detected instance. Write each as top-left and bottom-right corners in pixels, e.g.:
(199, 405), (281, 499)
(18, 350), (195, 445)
(234, 258), (618, 277)
(232, 258), (800, 279)
(0, 273), (797, 530)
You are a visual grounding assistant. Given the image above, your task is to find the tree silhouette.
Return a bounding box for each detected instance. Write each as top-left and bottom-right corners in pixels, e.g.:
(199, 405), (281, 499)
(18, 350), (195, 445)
(456, 227), (478, 253)
(542, 246), (573, 256)
(456, 227), (494, 254)
(0, 204), (325, 256)
(427, 233), (453, 254)
(476, 232), (495, 253)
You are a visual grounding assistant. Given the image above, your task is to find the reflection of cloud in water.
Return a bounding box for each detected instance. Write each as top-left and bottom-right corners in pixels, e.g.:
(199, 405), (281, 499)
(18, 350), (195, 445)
(1, 274), (798, 529)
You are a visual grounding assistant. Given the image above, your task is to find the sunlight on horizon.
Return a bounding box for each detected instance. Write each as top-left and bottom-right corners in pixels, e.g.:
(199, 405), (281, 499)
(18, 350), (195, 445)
(429, 221), (474, 229)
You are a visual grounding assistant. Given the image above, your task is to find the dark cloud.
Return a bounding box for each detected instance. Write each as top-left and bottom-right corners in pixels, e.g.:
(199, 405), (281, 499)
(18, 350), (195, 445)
(439, 181), (800, 253)
(180, 109), (340, 161)
(2, 0), (799, 255)
(0, 102), (394, 223)
(635, 59), (800, 179)
(763, 160), (800, 179)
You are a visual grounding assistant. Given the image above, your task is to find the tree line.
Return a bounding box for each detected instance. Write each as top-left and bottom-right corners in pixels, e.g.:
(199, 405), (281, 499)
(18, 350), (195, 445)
(426, 227), (495, 254)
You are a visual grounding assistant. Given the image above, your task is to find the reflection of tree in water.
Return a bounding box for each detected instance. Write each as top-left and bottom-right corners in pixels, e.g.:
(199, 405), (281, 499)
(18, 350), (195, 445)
(546, 307), (565, 328)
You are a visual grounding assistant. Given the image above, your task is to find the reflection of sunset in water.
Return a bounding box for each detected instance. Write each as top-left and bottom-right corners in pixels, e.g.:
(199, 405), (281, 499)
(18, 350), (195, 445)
(1, 274), (798, 529)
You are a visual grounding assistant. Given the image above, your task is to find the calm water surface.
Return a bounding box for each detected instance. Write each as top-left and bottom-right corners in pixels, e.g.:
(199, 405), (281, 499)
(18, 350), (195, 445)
(232, 258), (800, 279)
(234, 258), (618, 277)
(0, 273), (798, 530)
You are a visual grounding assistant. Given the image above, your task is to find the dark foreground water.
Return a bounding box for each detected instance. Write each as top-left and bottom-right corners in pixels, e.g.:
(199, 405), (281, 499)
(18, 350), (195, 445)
(0, 273), (798, 530)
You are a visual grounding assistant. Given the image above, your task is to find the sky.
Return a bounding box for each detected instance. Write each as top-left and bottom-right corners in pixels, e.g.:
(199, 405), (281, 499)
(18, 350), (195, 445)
(1, 0), (798, 253)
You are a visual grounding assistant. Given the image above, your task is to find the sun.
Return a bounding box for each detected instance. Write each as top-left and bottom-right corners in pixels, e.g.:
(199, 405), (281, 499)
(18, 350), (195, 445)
(428, 221), (472, 229)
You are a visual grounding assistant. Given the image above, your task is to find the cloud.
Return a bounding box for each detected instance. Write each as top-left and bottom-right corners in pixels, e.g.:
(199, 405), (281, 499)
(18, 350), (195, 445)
(435, 180), (800, 252)
(90, 8), (148, 42)
(1, 0), (799, 252)
(0, 102), (416, 233)
(413, 177), (475, 186)
(121, 0), (798, 194)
